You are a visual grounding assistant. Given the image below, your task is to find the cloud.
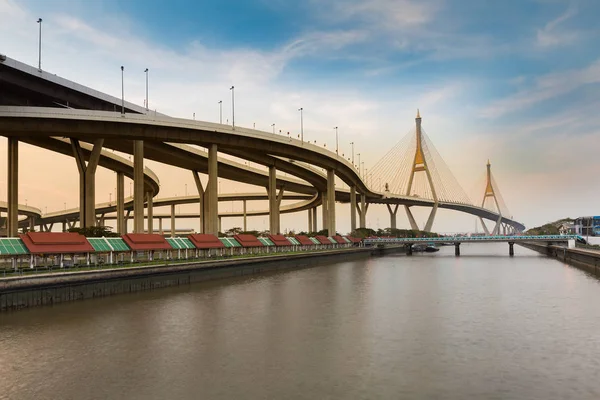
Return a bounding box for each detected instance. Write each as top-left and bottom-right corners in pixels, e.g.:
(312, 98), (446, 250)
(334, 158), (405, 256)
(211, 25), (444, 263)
(481, 59), (600, 118)
(536, 4), (579, 47)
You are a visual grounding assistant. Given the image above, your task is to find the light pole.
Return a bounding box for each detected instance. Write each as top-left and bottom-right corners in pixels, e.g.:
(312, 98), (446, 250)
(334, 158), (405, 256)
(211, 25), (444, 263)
(350, 142), (354, 165)
(120, 66), (124, 115)
(144, 68), (149, 112)
(298, 108), (304, 143)
(37, 18), (42, 71)
(334, 127), (339, 155)
(357, 153), (361, 173)
(271, 123), (275, 134)
(218, 100), (222, 124)
(230, 86), (235, 127)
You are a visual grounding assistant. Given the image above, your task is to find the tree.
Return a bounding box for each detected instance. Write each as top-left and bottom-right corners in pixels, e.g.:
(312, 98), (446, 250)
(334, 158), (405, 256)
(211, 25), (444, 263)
(68, 225), (119, 237)
(225, 227), (243, 236)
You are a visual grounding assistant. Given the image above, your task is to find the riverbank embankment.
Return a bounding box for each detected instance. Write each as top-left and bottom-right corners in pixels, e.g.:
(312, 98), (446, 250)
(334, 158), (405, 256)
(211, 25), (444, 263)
(519, 242), (600, 276)
(0, 245), (403, 311)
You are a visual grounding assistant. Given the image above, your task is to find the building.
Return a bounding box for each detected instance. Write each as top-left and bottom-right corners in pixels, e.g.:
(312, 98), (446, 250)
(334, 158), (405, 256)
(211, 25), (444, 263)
(573, 217), (600, 236)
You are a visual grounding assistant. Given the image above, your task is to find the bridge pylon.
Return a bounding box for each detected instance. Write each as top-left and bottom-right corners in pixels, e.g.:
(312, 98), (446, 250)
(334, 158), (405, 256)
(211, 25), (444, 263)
(481, 160), (502, 235)
(405, 109), (438, 232)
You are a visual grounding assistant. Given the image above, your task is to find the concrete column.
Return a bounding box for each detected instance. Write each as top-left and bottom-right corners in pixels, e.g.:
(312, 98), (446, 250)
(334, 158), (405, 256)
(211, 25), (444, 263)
(158, 218), (163, 235)
(192, 171), (205, 233)
(133, 140), (145, 233)
(327, 169), (336, 236)
(405, 205), (419, 231)
(308, 208), (313, 232)
(71, 139), (103, 228)
(359, 194), (367, 228)
(350, 186), (357, 233)
(243, 200), (247, 232)
(321, 192), (328, 233)
(509, 242), (514, 256)
(170, 204), (176, 237)
(455, 243), (460, 256)
(62, 221), (67, 233)
(387, 204), (399, 230)
(146, 191), (153, 234)
(218, 216), (222, 233)
(29, 217), (35, 232)
(268, 166), (278, 234)
(205, 144), (219, 234)
(312, 207), (317, 233)
(116, 172), (125, 234)
(7, 137), (18, 237)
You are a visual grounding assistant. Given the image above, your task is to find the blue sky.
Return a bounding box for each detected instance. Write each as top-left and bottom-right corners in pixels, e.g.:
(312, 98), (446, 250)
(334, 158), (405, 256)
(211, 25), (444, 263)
(1, 0), (599, 232)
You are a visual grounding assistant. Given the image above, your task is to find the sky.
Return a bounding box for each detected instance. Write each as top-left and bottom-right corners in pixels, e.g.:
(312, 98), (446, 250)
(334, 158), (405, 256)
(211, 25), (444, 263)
(0, 0), (599, 234)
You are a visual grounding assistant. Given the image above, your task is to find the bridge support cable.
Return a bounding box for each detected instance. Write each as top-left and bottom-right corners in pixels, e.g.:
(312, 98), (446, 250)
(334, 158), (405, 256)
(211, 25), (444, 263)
(133, 140), (145, 233)
(192, 170), (205, 233)
(71, 138), (104, 228)
(386, 204), (399, 229)
(7, 137), (18, 237)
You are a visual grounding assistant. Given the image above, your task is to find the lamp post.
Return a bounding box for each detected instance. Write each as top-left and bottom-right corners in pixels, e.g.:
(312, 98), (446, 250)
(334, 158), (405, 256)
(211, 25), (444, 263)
(350, 142), (354, 165)
(37, 18), (42, 71)
(334, 126), (339, 155)
(271, 123), (275, 134)
(357, 153), (361, 173)
(230, 86), (235, 127)
(218, 100), (222, 124)
(144, 68), (149, 112)
(120, 66), (124, 115)
(298, 107), (304, 143)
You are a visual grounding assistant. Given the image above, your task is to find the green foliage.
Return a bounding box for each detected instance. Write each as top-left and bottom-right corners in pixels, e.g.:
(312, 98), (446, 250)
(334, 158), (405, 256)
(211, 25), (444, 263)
(351, 227), (441, 238)
(68, 225), (119, 237)
(525, 217), (573, 235)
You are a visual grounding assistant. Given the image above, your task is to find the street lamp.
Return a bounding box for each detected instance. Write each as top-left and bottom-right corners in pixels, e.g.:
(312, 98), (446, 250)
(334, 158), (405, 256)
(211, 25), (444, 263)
(334, 127), (339, 155)
(298, 107), (304, 143)
(36, 18), (42, 71)
(218, 100), (222, 124)
(144, 68), (149, 112)
(120, 66), (125, 115)
(271, 123), (275, 134)
(350, 142), (354, 165)
(230, 86), (235, 127)
(357, 153), (361, 173)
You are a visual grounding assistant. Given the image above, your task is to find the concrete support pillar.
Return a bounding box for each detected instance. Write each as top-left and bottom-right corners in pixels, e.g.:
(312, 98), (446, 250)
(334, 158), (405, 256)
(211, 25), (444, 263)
(146, 191), (153, 234)
(71, 139), (104, 228)
(405, 205), (419, 231)
(205, 144), (219, 234)
(170, 204), (176, 237)
(29, 217), (35, 232)
(406, 244), (413, 256)
(218, 216), (222, 233)
(509, 242), (514, 257)
(455, 243), (460, 256)
(357, 194), (368, 229)
(424, 204), (438, 233)
(268, 166), (279, 234)
(312, 207), (317, 233)
(116, 172), (125, 234)
(327, 169), (336, 236)
(62, 221), (67, 233)
(386, 204), (399, 230)
(308, 208), (313, 233)
(243, 200), (247, 232)
(133, 140), (144, 233)
(479, 216), (490, 236)
(350, 186), (357, 233)
(158, 218), (163, 235)
(124, 210), (130, 234)
(192, 171), (205, 233)
(7, 138), (18, 237)
(321, 192), (328, 233)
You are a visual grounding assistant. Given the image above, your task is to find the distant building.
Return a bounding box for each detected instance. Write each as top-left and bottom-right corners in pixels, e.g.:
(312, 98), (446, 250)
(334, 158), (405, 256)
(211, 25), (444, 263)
(573, 217), (600, 236)
(558, 223), (575, 235)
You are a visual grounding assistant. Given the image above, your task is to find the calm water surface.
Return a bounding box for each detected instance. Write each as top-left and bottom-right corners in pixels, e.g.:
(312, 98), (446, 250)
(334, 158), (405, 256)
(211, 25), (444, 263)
(1, 244), (600, 399)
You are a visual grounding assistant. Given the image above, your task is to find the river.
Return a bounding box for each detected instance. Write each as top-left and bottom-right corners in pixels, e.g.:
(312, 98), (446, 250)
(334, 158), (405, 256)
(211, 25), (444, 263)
(1, 243), (600, 399)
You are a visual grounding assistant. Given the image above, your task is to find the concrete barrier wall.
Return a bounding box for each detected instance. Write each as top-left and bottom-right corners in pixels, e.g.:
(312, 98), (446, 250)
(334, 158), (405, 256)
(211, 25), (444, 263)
(519, 242), (600, 277)
(0, 246), (402, 312)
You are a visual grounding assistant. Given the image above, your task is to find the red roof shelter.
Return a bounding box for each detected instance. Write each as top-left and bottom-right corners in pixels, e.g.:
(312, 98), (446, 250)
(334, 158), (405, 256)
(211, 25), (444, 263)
(331, 235), (347, 244)
(314, 235), (333, 245)
(294, 235), (315, 246)
(345, 236), (362, 243)
(19, 232), (94, 254)
(122, 234), (171, 251)
(268, 234), (292, 246)
(188, 234), (225, 249)
(234, 234), (263, 247)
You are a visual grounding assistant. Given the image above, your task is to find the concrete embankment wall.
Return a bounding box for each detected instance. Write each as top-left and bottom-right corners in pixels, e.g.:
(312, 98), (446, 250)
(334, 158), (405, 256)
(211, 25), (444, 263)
(0, 246), (402, 312)
(519, 242), (600, 277)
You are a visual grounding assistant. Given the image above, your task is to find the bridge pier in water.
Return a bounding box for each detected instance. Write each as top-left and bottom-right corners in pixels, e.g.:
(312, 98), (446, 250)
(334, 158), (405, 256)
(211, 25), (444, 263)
(509, 242), (514, 256)
(455, 243), (460, 256)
